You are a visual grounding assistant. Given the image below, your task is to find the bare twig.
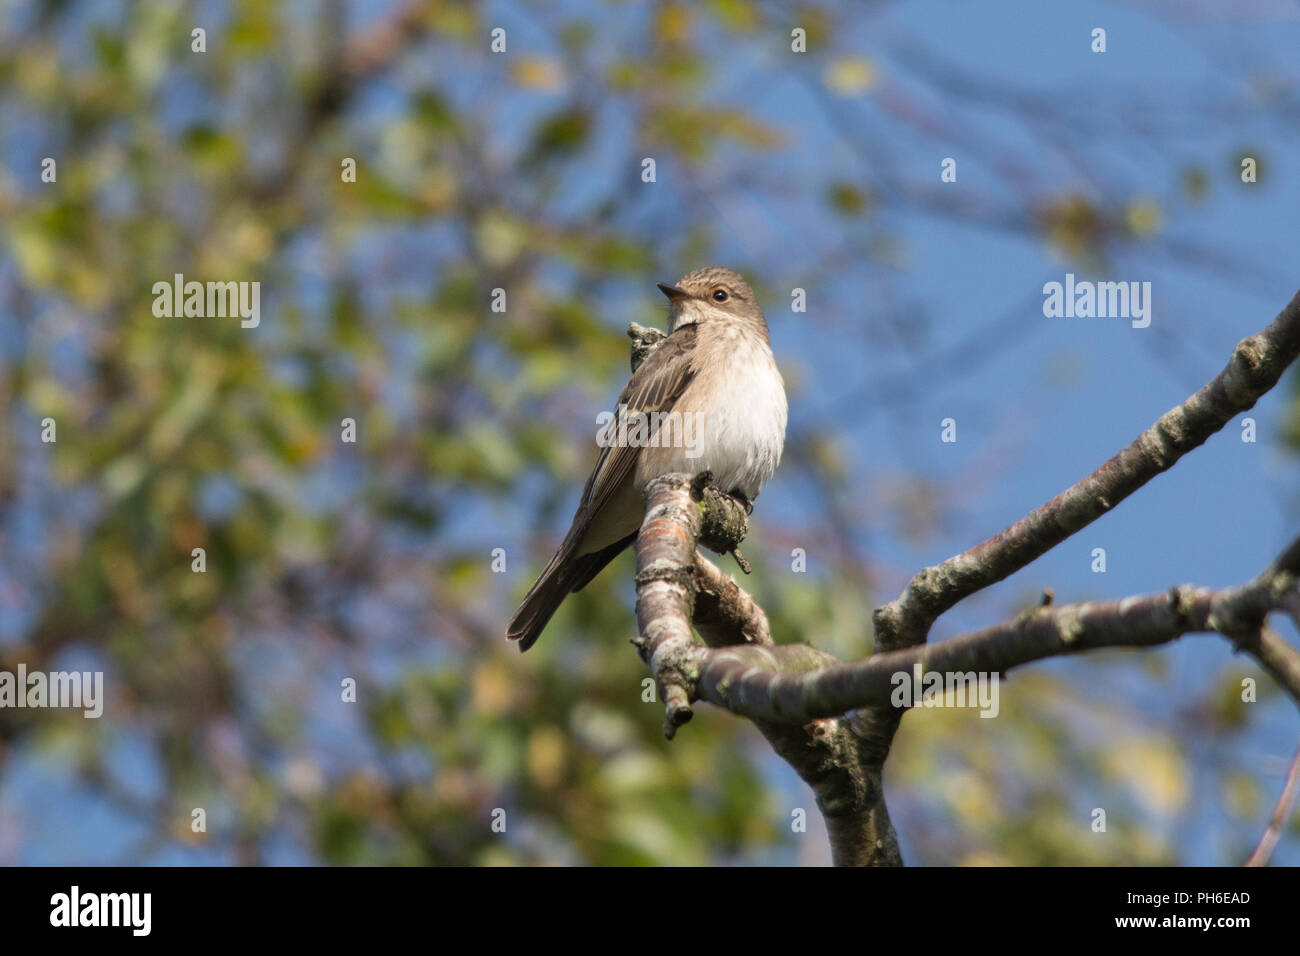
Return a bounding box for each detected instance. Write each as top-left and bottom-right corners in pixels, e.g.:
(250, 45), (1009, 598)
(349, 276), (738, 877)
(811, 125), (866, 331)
(1245, 741), (1300, 867)
(692, 552), (772, 648)
(696, 536), (1300, 724)
(874, 288), (1300, 652)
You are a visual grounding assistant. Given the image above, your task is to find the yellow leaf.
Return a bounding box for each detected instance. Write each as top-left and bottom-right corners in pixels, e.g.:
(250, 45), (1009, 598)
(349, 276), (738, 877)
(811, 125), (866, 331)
(1105, 739), (1187, 816)
(656, 5), (691, 44)
(11, 223), (59, 286)
(472, 661), (513, 717)
(510, 57), (566, 92)
(824, 56), (878, 96)
(527, 726), (566, 789)
(475, 212), (527, 267)
(1125, 199), (1163, 237)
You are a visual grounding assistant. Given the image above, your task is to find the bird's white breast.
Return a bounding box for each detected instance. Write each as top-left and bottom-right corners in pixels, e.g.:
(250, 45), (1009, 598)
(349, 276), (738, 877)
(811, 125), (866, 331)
(638, 324), (787, 501)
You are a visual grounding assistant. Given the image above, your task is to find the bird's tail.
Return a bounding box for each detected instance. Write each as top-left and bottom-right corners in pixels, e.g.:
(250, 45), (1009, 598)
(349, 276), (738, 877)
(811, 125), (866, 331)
(507, 549), (580, 652)
(507, 532), (638, 651)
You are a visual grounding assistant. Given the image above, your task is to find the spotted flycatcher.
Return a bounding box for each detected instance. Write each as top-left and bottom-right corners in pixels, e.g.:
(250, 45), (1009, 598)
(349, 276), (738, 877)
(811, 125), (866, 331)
(507, 266), (787, 651)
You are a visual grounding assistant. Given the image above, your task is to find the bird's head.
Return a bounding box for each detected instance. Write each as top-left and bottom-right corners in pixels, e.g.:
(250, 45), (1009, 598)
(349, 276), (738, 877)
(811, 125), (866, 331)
(657, 266), (768, 339)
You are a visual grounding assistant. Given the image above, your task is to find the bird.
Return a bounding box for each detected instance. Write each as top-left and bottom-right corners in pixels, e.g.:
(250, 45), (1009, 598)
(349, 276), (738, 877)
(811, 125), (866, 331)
(507, 266), (787, 651)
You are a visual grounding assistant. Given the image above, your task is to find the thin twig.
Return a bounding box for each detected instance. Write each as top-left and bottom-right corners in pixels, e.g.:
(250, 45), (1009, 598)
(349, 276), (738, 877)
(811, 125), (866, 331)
(1245, 741), (1300, 867)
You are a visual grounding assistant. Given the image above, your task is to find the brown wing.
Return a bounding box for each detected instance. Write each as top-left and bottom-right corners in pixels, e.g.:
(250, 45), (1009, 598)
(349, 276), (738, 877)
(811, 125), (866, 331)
(573, 321), (698, 524)
(506, 323), (699, 651)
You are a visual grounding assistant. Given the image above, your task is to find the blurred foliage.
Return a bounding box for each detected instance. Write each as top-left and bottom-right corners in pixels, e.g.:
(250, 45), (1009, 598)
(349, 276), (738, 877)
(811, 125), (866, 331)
(0, 0), (1295, 865)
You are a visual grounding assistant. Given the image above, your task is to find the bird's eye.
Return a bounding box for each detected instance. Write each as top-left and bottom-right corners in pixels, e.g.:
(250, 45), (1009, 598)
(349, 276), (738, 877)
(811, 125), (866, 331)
(712, 289), (729, 302)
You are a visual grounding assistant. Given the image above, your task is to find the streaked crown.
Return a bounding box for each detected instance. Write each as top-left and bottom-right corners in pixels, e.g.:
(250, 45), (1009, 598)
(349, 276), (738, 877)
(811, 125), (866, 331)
(667, 266), (768, 338)
(674, 266), (757, 305)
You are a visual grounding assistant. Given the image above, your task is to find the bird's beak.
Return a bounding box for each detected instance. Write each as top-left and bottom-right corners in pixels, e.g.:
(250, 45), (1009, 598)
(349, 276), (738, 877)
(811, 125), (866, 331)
(657, 282), (690, 302)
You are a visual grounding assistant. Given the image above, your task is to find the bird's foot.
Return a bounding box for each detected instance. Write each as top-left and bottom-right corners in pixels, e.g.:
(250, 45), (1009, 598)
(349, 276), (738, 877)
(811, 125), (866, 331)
(728, 488), (754, 516)
(692, 473), (751, 564)
(689, 470), (716, 498)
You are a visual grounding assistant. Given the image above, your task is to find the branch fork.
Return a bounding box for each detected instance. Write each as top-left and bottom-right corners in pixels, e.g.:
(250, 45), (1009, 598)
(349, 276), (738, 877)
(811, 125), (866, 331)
(621, 291), (1300, 865)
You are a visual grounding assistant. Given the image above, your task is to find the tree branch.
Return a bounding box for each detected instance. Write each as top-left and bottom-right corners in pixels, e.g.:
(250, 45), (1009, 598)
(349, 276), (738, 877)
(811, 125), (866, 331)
(634, 474), (1300, 864)
(695, 536), (1300, 724)
(631, 474), (703, 739)
(632, 472), (902, 864)
(623, 290), (1300, 866)
(1245, 741), (1300, 867)
(874, 288), (1300, 652)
